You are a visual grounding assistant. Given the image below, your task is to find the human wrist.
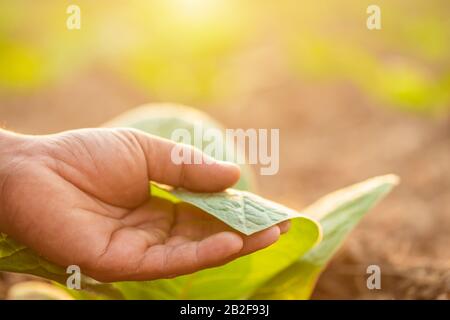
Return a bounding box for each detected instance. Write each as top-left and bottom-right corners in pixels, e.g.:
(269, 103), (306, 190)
(0, 129), (29, 195)
(0, 130), (29, 227)
(0, 129), (26, 165)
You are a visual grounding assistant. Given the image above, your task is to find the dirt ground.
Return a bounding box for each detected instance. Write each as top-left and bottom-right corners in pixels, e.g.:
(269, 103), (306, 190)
(0, 65), (449, 299)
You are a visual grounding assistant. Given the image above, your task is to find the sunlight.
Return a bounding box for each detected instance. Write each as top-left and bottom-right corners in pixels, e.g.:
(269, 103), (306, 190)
(169, 0), (228, 23)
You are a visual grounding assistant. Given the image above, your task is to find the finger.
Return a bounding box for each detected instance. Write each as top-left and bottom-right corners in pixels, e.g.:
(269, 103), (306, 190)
(238, 225), (281, 256)
(207, 226), (282, 269)
(85, 225), (282, 282)
(137, 231), (244, 280)
(278, 220), (291, 234)
(130, 129), (240, 192)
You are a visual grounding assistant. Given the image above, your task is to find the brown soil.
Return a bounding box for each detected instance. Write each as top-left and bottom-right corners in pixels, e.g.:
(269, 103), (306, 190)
(0, 65), (449, 299)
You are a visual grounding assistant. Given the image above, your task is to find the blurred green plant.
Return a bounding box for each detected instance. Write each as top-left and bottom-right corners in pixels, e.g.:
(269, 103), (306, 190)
(0, 0), (448, 113)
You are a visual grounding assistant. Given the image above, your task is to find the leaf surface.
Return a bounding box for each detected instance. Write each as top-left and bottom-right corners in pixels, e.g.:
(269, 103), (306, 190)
(152, 183), (318, 235)
(0, 234), (122, 299)
(250, 174), (399, 299)
(0, 233), (67, 282)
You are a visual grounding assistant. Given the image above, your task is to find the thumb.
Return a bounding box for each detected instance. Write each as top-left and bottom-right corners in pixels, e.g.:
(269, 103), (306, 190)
(130, 129), (241, 192)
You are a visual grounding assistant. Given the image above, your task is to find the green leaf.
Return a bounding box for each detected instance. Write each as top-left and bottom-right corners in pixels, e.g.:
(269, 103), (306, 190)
(250, 174), (399, 299)
(6, 281), (75, 300)
(114, 184), (322, 299)
(0, 234), (122, 299)
(0, 233), (67, 283)
(151, 183), (319, 236)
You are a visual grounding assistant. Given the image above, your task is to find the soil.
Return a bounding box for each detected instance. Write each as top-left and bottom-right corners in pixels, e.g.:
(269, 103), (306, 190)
(0, 64), (449, 299)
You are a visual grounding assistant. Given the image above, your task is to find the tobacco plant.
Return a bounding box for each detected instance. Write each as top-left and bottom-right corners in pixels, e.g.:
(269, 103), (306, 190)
(0, 105), (398, 299)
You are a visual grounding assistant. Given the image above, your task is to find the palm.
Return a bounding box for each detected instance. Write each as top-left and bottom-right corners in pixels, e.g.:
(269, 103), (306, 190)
(2, 128), (286, 282)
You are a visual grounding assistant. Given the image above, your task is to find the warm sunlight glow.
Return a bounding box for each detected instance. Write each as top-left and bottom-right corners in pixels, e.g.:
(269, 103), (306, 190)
(169, 0), (228, 23)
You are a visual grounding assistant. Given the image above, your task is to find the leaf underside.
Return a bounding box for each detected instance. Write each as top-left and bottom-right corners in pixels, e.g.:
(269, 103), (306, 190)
(151, 183), (319, 236)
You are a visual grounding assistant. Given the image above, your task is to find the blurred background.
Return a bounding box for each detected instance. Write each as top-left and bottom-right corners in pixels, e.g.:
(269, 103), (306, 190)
(0, 0), (449, 299)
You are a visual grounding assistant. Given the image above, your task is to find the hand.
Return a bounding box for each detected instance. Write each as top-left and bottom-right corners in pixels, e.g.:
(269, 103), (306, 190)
(0, 128), (288, 282)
